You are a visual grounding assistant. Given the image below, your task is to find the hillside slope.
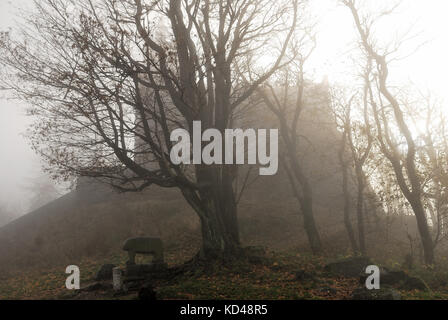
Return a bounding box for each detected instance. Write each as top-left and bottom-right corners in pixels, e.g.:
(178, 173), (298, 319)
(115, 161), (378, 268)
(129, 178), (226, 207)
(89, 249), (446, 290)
(0, 82), (419, 273)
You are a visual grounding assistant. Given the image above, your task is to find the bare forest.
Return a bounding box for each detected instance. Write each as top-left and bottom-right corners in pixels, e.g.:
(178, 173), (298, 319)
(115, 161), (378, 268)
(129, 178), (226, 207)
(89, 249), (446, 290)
(1, 0), (448, 302)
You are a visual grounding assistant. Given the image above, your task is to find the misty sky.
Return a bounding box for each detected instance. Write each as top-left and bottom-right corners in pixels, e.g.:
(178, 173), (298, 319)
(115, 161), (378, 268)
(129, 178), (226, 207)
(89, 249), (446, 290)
(0, 0), (41, 215)
(1, 0), (448, 217)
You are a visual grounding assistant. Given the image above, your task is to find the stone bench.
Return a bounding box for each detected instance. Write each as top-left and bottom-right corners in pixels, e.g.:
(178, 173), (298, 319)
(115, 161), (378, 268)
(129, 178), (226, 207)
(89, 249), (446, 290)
(122, 237), (164, 265)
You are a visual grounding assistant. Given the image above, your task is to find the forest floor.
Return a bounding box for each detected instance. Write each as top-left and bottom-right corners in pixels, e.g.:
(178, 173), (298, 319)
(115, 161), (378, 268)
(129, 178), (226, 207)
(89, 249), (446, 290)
(1, 249), (448, 300)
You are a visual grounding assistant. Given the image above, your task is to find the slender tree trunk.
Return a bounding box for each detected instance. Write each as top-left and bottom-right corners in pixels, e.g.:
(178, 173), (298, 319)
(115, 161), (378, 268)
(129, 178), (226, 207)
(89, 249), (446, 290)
(301, 194), (323, 254)
(282, 159), (322, 255)
(355, 165), (366, 255)
(288, 153), (323, 254)
(338, 131), (359, 254)
(342, 163), (358, 253)
(257, 68), (323, 254)
(408, 197), (435, 265)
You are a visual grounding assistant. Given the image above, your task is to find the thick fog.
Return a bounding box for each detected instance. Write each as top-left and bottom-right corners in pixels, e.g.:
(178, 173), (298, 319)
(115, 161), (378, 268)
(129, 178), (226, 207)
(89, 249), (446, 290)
(0, 0), (61, 226)
(1, 0), (448, 227)
(0, 100), (37, 212)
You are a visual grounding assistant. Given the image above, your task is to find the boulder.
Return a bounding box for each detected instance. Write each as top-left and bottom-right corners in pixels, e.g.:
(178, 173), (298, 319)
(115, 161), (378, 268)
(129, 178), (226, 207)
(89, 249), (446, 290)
(359, 268), (430, 292)
(382, 270), (407, 285)
(360, 268), (406, 286)
(324, 257), (373, 278)
(95, 264), (116, 281)
(401, 276), (430, 291)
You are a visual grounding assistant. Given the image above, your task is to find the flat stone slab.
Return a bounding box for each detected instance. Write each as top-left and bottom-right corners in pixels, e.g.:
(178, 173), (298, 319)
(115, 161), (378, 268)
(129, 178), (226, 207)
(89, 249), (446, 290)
(123, 237), (164, 265)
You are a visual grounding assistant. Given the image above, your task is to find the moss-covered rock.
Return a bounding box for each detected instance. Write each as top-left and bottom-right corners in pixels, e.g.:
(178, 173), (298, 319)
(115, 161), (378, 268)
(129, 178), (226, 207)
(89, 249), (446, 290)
(325, 257), (373, 278)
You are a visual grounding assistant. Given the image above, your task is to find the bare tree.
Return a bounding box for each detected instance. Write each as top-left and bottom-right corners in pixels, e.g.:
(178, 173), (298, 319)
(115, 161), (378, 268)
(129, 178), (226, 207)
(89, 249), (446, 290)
(332, 76), (373, 256)
(343, 0), (435, 264)
(348, 68), (374, 256)
(0, 0), (300, 261)
(409, 94), (448, 247)
(333, 89), (358, 254)
(255, 32), (323, 254)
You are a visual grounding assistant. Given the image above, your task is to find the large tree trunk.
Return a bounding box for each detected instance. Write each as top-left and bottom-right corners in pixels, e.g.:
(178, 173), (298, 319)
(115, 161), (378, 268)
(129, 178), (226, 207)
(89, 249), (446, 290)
(198, 204), (240, 259)
(182, 165), (241, 260)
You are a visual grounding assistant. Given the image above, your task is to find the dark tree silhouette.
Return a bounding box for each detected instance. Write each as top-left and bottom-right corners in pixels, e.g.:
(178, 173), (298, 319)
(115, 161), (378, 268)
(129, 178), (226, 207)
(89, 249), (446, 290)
(0, 0), (300, 261)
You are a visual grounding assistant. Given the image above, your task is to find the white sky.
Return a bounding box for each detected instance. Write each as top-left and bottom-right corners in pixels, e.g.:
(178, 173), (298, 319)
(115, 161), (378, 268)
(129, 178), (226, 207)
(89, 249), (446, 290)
(0, 0), (37, 214)
(1, 0), (448, 216)
(309, 0), (448, 97)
